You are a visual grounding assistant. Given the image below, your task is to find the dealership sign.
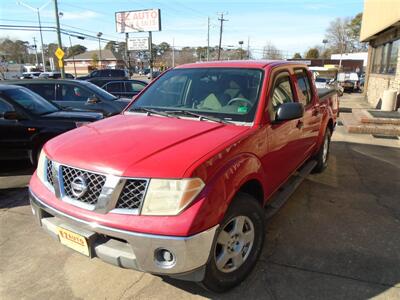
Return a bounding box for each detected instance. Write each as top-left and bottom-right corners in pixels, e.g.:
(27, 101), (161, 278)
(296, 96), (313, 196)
(128, 37), (149, 51)
(115, 9), (161, 33)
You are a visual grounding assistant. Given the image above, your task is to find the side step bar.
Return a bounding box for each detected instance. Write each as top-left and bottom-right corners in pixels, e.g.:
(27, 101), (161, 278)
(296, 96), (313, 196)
(265, 160), (317, 219)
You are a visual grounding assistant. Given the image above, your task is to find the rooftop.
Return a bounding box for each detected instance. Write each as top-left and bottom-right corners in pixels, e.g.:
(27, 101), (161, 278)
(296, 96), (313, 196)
(176, 60), (303, 69)
(65, 49), (123, 61)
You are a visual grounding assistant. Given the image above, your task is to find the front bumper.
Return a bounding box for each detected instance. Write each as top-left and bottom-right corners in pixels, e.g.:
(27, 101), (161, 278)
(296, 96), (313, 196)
(30, 190), (217, 280)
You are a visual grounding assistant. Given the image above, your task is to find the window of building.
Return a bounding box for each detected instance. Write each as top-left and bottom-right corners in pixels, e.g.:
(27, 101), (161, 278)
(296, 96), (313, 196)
(372, 38), (400, 75)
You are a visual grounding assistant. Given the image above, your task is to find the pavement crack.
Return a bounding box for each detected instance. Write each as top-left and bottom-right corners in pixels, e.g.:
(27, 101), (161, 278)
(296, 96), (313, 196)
(268, 260), (400, 289)
(118, 273), (145, 300)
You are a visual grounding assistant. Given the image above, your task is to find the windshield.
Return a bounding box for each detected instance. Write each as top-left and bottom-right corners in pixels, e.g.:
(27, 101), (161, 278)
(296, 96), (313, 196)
(128, 68), (263, 123)
(80, 81), (118, 101)
(4, 87), (58, 115)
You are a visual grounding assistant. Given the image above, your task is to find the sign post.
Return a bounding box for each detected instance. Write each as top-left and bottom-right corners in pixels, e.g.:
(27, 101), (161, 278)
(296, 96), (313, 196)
(115, 9), (161, 76)
(55, 47), (65, 73)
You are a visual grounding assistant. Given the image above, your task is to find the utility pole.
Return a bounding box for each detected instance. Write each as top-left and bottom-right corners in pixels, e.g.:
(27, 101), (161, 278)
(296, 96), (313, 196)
(217, 13), (228, 60)
(207, 17), (210, 61)
(172, 38), (175, 67)
(125, 33), (129, 71)
(149, 31), (153, 79)
(53, 0), (65, 78)
(33, 37), (39, 67)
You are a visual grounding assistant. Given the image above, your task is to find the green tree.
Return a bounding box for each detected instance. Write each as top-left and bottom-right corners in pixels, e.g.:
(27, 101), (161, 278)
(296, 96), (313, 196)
(292, 52), (302, 59)
(305, 48), (320, 59)
(67, 44), (86, 58)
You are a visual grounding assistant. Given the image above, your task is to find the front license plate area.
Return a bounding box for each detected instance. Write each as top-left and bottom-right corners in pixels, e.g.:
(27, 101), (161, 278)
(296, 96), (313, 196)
(58, 227), (90, 256)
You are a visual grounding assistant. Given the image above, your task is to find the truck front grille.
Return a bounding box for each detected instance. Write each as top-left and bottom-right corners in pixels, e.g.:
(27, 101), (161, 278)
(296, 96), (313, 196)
(116, 179), (148, 210)
(46, 159), (55, 187)
(61, 166), (106, 205)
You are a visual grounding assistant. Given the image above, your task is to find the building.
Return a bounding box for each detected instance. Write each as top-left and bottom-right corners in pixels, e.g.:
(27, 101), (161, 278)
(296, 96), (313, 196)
(330, 52), (368, 68)
(286, 58), (364, 72)
(64, 49), (125, 76)
(360, 0), (400, 107)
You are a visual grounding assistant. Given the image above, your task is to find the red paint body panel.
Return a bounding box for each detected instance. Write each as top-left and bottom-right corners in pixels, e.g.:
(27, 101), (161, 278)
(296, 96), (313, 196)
(30, 61), (338, 237)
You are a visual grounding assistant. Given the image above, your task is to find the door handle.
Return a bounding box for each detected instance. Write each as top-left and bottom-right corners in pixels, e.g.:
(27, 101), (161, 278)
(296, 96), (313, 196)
(296, 120), (304, 129)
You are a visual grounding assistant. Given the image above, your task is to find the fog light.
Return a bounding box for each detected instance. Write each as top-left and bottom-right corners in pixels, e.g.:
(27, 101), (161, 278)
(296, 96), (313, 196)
(155, 248), (176, 268)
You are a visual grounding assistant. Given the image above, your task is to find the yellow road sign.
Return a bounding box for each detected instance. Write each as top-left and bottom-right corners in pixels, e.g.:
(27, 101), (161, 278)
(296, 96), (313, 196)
(55, 47), (65, 60)
(58, 59), (63, 68)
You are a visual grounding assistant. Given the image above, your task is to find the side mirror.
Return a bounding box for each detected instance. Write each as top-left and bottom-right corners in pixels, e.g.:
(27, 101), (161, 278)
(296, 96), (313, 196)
(275, 102), (304, 122)
(87, 96), (100, 104)
(1, 111), (20, 120)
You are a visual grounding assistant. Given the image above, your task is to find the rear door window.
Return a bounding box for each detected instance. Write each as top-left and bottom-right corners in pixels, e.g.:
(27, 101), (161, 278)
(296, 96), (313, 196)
(125, 81), (146, 93)
(26, 83), (56, 101)
(58, 84), (92, 101)
(105, 82), (123, 93)
(295, 69), (313, 106)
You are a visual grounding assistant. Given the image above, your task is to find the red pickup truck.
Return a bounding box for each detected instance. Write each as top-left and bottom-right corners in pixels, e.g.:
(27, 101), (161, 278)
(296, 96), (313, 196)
(29, 61), (338, 292)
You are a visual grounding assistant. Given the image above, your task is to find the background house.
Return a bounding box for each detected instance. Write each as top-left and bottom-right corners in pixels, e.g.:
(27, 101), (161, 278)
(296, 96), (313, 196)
(361, 0), (400, 108)
(64, 49), (125, 76)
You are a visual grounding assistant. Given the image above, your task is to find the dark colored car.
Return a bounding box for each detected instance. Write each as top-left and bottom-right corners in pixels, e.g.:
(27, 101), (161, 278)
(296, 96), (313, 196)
(87, 78), (147, 98)
(3, 79), (131, 116)
(39, 72), (75, 79)
(77, 69), (129, 80)
(0, 85), (102, 164)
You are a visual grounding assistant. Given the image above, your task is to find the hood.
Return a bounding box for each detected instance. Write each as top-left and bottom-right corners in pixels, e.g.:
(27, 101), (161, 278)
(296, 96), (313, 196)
(45, 114), (249, 178)
(41, 110), (103, 121)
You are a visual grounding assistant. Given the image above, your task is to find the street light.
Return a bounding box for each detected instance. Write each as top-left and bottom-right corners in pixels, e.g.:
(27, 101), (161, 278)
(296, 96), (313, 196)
(238, 41), (244, 60)
(97, 32), (103, 69)
(17, 0), (51, 71)
(68, 34), (85, 78)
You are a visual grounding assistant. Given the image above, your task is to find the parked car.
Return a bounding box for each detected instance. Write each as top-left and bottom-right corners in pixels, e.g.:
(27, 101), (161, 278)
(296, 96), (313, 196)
(337, 72), (360, 92)
(87, 78), (148, 98)
(0, 85), (102, 164)
(29, 61), (338, 292)
(147, 70), (162, 80)
(20, 72), (41, 79)
(77, 69), (129, 80)
(2, 79), (131, 116)
(315, 77), (344, 97)
(39, 72), (75, 79)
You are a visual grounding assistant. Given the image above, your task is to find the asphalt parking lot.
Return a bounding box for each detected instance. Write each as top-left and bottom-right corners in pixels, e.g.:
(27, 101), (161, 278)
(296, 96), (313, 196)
(1, 127), (400, 299)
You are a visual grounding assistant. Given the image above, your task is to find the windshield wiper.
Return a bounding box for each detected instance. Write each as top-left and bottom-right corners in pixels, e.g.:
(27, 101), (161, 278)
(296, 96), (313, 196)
(130, 107), (178, 118)
(168, 110), (231, 124)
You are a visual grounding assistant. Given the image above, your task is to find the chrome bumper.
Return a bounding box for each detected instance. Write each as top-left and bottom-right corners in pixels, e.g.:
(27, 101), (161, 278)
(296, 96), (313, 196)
(30, 190), (217, 279)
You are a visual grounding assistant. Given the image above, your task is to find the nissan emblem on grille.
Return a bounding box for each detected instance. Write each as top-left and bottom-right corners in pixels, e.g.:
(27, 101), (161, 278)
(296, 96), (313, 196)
(71, 176), (88, 198)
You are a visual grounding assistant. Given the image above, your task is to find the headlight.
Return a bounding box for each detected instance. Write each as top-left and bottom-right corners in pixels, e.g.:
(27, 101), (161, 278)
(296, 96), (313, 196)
(36, 149), (47, 184)
(141, 178), (205, 216)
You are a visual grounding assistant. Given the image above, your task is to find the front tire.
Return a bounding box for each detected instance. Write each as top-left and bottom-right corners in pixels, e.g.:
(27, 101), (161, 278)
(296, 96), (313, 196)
(313, 127), (331, 173)
(200, 193), (265, 293)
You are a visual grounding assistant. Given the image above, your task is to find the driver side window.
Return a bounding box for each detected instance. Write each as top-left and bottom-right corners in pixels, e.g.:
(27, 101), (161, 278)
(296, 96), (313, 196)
(269, 73), (294, 120)
(0, 98), (14, 113)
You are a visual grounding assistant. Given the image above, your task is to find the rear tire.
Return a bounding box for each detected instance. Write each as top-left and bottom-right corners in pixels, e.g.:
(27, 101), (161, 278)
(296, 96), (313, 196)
(200, 193), (265, 293)
(312, 127), (331, 173)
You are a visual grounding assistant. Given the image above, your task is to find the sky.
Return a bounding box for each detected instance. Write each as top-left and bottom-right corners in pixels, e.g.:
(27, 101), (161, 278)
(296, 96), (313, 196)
(0, 0), (364, 58)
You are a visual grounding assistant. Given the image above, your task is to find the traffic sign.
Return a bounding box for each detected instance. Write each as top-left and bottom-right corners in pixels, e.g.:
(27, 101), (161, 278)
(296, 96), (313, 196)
(55, 47), (65, 60)
(58, 59), (63, 68)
